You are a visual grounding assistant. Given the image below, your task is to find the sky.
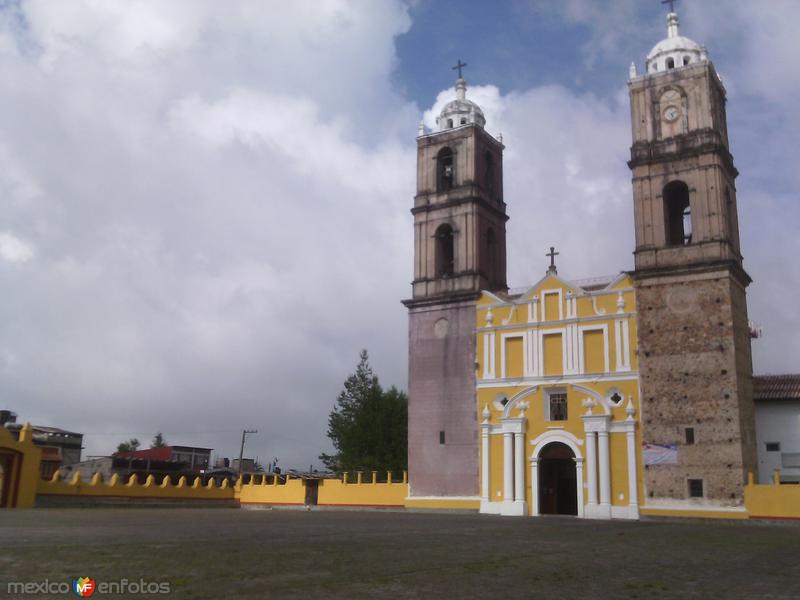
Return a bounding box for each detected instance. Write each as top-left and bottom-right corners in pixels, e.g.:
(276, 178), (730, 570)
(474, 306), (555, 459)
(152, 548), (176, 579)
(0, 0), (798, 470)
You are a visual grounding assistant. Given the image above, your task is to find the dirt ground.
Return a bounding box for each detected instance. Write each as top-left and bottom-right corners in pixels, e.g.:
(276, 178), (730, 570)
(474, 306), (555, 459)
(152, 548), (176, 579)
(1, 507), (799, 599)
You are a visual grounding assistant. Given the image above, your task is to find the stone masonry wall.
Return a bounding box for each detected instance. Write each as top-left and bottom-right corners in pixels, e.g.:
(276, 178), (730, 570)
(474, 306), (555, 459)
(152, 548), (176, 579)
(635, 268), (755, 505)
(407, 300), (478, 497)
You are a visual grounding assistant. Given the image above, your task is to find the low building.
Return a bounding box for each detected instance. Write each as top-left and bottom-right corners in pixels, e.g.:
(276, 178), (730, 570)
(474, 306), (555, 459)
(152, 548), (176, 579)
(62, 455), (190, 483)
(2, 410), (83, 479)
(115, 445), (212, 473)
(754, 375), (800, 484)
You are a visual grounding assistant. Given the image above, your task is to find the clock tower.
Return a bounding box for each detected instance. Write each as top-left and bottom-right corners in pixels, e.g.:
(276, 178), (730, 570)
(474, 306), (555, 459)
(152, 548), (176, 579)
(403, 69), (508, 499)
(628, 9), (757, 509)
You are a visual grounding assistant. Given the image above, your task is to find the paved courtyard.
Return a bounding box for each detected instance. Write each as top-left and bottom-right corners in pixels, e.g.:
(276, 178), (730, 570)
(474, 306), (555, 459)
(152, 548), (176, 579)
(1, 508), (799, 599)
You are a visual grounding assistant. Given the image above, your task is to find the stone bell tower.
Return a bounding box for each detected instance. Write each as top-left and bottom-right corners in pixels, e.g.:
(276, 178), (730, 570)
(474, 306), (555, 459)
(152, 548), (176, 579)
(403, 64), (508, 498)
(628, 9), (757, 509)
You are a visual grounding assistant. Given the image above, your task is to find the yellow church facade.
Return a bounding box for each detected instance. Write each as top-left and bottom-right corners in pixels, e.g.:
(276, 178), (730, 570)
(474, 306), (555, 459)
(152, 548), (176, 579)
(476, 272), (643, 519)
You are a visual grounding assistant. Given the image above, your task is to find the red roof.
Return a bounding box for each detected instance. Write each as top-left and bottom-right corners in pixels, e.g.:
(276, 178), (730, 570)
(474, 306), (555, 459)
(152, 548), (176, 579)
(754, 374), (800, 401)
(115, 446), (173, 461)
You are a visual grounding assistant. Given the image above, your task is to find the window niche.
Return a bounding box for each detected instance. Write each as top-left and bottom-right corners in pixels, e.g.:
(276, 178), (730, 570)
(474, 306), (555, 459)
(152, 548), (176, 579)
(664, 180), (692, 246)
(484, 151), (495, 196)
(485, 227), (497, 284)
(607, 390), (624, 407)
(546, 390), (568, 421)
(493, 393), (509, 412)
(685, 427), (695, 445)
(434, 223), (455, 278)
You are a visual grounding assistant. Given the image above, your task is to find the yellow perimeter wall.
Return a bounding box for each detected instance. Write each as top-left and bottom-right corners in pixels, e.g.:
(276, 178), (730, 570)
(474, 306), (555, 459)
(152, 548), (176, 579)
(744, 473), (800, 520)
(33, 468), (800, 520)
(0, 424), (42, 508)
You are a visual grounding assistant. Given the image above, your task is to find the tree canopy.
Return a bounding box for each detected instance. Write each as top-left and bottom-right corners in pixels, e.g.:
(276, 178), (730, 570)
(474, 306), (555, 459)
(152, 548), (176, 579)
(151, 432), (167, 448)
(116, 438), (140, 453)
(319, 350), (407, 474)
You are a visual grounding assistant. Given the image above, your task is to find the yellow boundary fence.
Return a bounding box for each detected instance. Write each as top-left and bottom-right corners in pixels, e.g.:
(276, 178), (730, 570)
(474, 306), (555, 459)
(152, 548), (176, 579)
(4, 422), (800, 518)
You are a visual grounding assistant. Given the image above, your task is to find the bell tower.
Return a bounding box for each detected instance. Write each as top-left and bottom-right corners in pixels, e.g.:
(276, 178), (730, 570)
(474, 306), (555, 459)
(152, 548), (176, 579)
(403, 66), (508, 499)
(628, 8), (757, 508)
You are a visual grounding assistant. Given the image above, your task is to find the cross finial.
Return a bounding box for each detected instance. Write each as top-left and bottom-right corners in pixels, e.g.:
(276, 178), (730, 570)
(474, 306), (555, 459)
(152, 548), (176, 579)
(661, 0), (678, 13)
(546, 246), (559, 275)
(452, 59), (467, 79)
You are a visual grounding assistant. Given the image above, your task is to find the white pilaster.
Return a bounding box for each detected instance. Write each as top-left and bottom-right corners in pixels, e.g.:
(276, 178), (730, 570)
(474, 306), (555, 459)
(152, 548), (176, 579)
(480, 411), (491, 507)
(575, 457), (585, 518)
(503, 431), (513, 502)
(514, 431), (525, 503)
(598, 430), (611, 517)
(585, 430), (598, 509)
(625, 399), (639, 519)
(530, 455), (539, 516)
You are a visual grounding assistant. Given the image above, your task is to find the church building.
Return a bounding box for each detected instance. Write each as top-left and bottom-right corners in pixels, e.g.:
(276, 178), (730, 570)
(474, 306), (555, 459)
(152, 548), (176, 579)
(404, 8), (758, 520)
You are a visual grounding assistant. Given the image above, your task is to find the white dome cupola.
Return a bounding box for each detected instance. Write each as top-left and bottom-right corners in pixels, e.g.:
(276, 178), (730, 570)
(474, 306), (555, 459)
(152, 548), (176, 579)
(645, 10), (707, 74)
(435, 60), (486, 132)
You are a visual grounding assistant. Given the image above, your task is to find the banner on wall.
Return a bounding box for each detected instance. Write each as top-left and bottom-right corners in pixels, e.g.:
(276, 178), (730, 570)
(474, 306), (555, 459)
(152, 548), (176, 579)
(643, 443), (678, 465)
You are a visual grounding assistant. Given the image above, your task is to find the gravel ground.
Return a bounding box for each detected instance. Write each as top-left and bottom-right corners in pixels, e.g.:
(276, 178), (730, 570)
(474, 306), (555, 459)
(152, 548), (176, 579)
(1, 508), (799, 599)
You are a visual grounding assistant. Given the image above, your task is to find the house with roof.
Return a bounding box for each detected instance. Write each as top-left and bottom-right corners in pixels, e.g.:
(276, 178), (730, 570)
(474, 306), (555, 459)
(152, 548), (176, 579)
(753, 375), (800, 484)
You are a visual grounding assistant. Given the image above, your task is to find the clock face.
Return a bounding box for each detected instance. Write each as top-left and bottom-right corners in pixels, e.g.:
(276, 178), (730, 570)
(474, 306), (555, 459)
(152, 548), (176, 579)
(663, 105), (681, 122)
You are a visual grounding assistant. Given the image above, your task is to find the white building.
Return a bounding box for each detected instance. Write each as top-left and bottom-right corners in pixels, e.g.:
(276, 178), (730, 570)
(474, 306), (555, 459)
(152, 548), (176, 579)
(754, 375), (800, 484)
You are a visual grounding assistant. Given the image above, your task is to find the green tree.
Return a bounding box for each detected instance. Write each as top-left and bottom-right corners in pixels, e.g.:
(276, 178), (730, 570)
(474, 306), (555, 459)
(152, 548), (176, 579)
(116, 438), (140, 453)
(319, 350), (407, 474)
(151, 432), (168, 448)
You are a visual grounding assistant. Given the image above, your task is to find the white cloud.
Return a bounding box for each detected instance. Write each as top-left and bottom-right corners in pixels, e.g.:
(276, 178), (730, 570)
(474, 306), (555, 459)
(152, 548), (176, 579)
(0, 233), (34, 262)
(0, 1), (796, 470)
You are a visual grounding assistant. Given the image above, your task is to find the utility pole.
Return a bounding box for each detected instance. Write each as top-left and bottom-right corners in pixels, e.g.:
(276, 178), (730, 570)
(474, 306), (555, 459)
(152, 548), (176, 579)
(238, 429), (258, 478)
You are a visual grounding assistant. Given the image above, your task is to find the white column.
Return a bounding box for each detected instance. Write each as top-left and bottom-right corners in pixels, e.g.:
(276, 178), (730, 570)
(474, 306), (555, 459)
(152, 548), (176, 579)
(585, 431), (598, 509)
(530, 455), (539, 516)
(503, 431), (514, 502)
(626, 421), (639, 519)
(514, 431), (525, 503)
(575, 457), (585, 518)
(481, 424), (490, 504)
(598, 430), (611, 513)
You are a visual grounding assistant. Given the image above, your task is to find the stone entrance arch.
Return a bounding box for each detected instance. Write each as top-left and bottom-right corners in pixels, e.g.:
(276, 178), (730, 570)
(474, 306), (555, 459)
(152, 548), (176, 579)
(530, 430), (584, 518)
(537, 442), (577, 515)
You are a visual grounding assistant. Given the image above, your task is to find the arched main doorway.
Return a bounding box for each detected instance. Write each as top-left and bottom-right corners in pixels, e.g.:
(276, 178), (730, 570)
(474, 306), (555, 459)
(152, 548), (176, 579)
(538, 442), (578, 515)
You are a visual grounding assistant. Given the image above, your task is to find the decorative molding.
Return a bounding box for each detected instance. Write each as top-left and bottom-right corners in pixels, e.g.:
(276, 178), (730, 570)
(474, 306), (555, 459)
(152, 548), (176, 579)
(541, 289), (564, 321)
(476, 311), (637, 333)
(529, 429), (584, 452)
(499, 332), (526, 379)
(577, 323), (609, 374)
(478, 372), (639, 389)
(502, 385), (539, 419)
(591, 296), (607, 316)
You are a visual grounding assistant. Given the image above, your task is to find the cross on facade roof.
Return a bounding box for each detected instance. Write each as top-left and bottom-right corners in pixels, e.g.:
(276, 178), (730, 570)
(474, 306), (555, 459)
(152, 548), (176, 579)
(546, 246), (559, 275)
(452, 59), (467, 79)
(661, 0), (678, 13)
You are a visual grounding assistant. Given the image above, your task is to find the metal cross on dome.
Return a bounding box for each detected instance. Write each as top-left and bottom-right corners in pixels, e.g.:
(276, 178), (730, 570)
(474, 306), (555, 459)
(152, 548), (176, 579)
(661, 0), (678, 13)
(452, 59), (467, 79)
